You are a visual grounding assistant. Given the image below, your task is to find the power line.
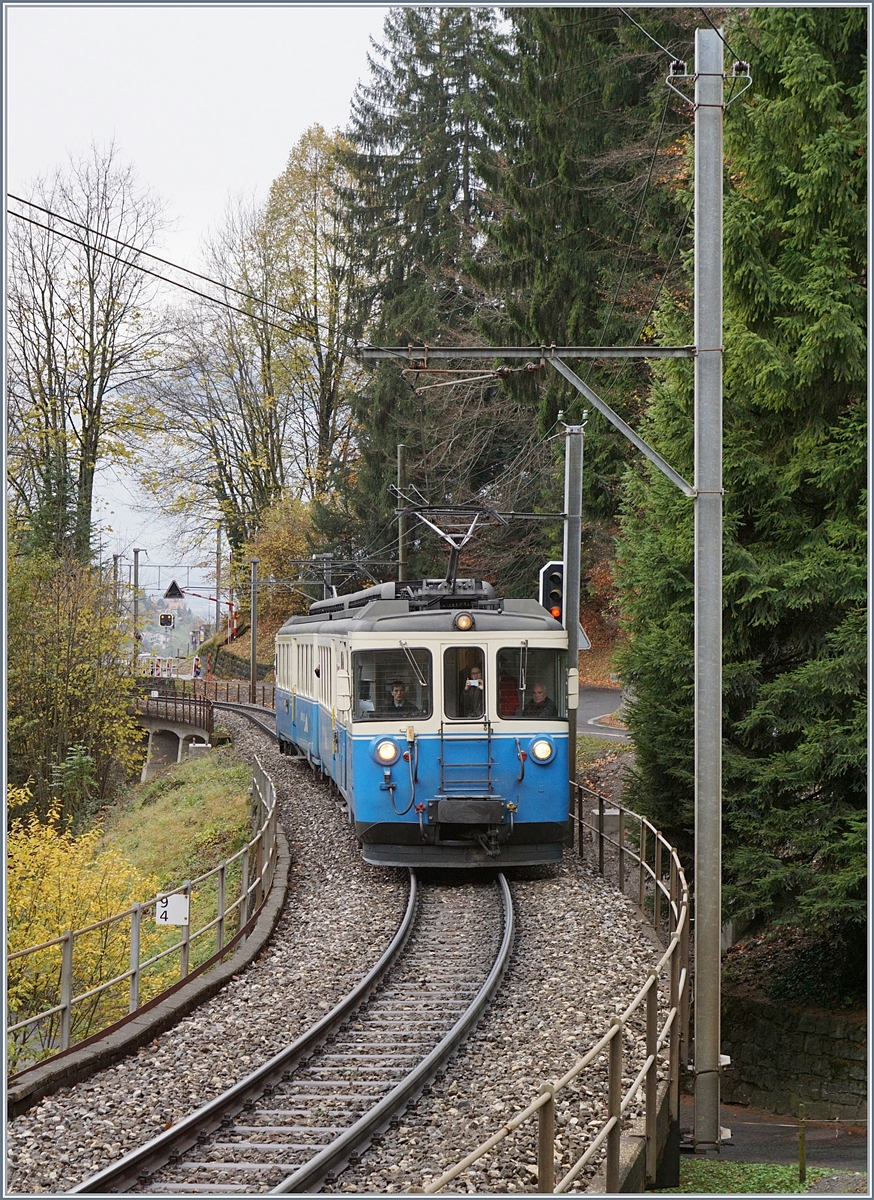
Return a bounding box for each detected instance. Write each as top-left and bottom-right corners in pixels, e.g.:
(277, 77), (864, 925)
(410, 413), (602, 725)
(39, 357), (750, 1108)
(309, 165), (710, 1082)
(617, 8), (680, 60)
(7, 193), (303, 322)
(697, 8), (742, 63)
(5, 197), (498, 378)
(8, 209), (303, 339)
(6, 195), (365, 351)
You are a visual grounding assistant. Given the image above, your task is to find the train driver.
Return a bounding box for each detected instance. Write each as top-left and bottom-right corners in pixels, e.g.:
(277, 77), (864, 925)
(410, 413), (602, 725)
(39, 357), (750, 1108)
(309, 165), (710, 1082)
(382, 679), (420, 715)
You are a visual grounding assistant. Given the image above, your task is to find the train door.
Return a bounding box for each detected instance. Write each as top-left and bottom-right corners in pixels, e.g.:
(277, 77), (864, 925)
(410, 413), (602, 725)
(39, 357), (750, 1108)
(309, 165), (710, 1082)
(440, 644), (492, 795)
(334, 642), (349, 796)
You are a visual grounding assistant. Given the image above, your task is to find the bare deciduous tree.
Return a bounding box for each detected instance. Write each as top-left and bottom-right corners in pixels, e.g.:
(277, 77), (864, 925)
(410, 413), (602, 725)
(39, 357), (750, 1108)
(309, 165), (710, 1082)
(142, 126), (361, 554)
(7, 142), (168, 559)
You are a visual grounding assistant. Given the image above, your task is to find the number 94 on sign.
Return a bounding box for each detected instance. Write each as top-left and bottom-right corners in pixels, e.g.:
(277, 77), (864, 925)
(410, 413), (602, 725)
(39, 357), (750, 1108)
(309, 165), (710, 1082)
(156, 893), (190, 926)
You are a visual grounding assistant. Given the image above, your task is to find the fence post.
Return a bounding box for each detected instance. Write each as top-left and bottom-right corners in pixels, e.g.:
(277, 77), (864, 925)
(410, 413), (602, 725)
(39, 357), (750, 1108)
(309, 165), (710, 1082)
(241, 847), (251, 922)
(59, 932), (74, 1052)
(638, 821), (647, 912)
(654, 836), (663, 935)
(680, 893), (691, 1065)
(180, 881), (191, 980)
(618, 807), (626, 894)
(216, 863), (226, 954)
(538, 1082), (556, 1193)
(129, 904), (142, 1013)
(645, 976), (659, 1187)
(798, 1104), (807, 1185)
(669, 929), (681, 1127)
(255, 833), (264, 908)
(598, 793), (605, 876)
(607, 1021), (623, 1193)
(577, 782), (585, 858)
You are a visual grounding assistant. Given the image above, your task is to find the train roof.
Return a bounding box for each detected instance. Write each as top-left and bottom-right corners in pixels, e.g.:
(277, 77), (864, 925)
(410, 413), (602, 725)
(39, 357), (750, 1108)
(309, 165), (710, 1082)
(276, 578), (574, 638)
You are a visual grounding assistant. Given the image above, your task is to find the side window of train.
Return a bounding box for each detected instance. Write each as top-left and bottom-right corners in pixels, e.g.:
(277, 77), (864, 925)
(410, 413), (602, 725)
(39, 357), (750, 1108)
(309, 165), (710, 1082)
(351, 649), (432, 720)
(443, 646), (485, 720)
(496, 647), (568, 719)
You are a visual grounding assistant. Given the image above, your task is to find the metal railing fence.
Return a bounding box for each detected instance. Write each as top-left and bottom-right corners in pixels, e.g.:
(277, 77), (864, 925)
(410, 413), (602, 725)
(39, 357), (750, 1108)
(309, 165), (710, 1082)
(7, 757), (278, 1075)
(191, 680), (275, 709)
(424, 781), (690, 1194)
(135, 694), (215, 740)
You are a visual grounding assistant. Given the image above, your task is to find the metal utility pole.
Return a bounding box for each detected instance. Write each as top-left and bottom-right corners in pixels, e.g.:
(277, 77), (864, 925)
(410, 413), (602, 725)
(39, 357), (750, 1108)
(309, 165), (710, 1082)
(215, 523), (222, 635)
(249, 557), (260, 704)
(312, 552), (333, 600)
(356, 27), (736, 1155)
(692, 26), (724, 1152)
(132, 548), (146, 658)
(397, 443), (408, 581)
(112, 554), (120, 615)
(563, 424), (584, 807)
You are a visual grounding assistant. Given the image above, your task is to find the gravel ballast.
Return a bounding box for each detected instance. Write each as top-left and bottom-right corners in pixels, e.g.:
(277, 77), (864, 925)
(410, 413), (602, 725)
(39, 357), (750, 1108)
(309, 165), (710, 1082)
(6, 714), (664, 1195)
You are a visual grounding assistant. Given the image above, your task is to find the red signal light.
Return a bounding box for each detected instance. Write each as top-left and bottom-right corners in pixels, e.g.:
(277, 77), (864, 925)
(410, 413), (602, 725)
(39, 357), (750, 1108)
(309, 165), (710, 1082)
(550, 606), (561, 619)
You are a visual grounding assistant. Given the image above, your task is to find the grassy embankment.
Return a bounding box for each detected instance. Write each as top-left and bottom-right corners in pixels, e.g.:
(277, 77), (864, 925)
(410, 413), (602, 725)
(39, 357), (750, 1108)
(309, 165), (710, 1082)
(98, 746), (253, 978)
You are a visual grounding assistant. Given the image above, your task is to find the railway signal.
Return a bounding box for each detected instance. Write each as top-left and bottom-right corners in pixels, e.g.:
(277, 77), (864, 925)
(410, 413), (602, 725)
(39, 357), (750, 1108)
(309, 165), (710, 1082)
(539, 561), (564, 623)
(159, 613), (175, 628)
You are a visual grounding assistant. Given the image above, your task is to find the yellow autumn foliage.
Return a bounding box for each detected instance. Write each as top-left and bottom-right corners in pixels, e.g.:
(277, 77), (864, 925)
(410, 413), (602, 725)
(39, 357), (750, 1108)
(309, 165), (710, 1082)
(6, 786), (176, 1071)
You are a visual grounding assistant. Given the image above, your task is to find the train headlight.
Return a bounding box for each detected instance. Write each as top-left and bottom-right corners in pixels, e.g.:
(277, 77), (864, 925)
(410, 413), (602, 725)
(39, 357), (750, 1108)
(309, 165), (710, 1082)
(530, 738), (554, 763)
(454, 612), (475, 631)
(375, 739), (400, 765)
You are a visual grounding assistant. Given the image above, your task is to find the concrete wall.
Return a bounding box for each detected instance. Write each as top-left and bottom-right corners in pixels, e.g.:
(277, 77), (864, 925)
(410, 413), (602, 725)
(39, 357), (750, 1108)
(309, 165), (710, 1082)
(587, 1079), (679, 1193)
(721, 989), (867, 1120)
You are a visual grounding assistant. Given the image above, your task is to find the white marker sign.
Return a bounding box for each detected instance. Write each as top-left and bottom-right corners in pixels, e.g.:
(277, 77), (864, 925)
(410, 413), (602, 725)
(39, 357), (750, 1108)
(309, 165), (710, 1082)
(156, 893), (189, 926)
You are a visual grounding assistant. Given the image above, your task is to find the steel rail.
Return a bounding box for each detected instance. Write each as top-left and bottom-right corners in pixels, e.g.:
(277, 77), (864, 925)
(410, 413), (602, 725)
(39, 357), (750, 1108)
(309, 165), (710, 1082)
(270, 872), (515, 1194)
(213, 699), (280, 742)
(67, 872), (419, 1195)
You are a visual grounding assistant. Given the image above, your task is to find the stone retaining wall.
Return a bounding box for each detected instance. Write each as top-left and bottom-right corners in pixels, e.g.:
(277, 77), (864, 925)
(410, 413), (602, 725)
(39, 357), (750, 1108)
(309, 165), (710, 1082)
(721, 988), (867, 1120)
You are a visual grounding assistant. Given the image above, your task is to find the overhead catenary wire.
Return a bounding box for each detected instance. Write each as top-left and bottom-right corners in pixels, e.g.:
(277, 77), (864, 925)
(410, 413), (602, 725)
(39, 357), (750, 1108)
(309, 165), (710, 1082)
(6, 194), (401, 360)
(697, 7), (743, 63)
(616, 8), (681, 60)
(8, 209), (304, 339)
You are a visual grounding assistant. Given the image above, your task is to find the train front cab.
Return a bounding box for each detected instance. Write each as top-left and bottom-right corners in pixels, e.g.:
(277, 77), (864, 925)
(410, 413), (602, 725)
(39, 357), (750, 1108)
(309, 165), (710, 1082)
(349, 635), (570, 867)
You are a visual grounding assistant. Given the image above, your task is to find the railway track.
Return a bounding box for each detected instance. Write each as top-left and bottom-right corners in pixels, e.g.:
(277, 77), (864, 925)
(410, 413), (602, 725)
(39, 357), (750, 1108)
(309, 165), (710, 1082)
(212, 700), (279, 742)
(70, 871), (514, 1195)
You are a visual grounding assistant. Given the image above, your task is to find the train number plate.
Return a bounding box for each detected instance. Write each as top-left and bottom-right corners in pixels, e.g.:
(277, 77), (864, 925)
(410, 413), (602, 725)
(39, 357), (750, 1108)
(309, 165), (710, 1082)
(429, 799), (504, 824)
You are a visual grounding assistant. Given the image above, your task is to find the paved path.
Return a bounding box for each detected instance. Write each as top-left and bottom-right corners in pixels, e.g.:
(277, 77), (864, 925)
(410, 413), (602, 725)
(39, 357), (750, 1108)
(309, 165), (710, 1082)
(681, 1097), (869, 1173)
(577, 686), (631, 742)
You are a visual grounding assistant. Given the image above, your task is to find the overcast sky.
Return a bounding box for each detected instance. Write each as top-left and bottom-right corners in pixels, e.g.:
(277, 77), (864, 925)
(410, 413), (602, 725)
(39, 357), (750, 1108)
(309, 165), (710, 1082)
(4, 3), (393, 606)
(6, 4), (391, 264)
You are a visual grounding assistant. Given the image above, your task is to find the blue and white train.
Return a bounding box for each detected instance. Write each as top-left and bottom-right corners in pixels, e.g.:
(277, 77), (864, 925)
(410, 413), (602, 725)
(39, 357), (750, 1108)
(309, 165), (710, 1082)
(275, 578), (577, 868)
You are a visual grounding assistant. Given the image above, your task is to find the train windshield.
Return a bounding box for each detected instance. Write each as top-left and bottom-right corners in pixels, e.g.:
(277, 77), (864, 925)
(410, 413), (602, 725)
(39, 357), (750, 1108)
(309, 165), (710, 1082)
(351, 648), (432, 720)
(496, 647), (567, 719)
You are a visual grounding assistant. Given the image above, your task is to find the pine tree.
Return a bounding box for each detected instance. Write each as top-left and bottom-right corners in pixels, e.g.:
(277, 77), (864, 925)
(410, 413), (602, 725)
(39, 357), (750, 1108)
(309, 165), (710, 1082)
(473, 7), (700, 518)
(617, 8), (866, 990)
(317, 7), (523, 579)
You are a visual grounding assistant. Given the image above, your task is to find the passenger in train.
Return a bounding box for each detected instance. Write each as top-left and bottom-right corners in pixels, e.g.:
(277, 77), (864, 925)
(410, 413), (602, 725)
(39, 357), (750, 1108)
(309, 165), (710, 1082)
(461, 665), (485, 717)
(522, 682), (558, 718)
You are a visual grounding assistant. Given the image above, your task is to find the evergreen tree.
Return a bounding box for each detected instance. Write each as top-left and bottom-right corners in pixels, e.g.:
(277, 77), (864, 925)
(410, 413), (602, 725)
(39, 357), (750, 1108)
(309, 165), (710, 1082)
(617, 8), (866, 989)
(317, 7), (528, 581)
(474, 7), (699, 519)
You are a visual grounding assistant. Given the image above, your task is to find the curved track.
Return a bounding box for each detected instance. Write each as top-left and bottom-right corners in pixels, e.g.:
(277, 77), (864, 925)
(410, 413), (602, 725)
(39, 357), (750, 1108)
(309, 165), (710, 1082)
(212, 700), (280, 743)
(69, 872), (514, 1195)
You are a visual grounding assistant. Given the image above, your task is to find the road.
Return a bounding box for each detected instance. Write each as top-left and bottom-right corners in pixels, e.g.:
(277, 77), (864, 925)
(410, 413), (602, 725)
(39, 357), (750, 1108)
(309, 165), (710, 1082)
(577, 686), (630, 743)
